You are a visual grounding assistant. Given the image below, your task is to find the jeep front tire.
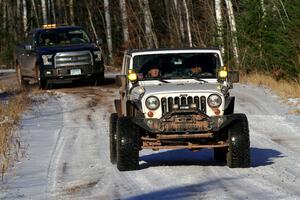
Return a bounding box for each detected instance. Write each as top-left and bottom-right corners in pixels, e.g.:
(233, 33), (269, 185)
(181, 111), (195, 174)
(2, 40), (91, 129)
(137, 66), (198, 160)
(109, 113), (118, 164)
(116, 117), (139, 171)
(227, 114), (250, 168)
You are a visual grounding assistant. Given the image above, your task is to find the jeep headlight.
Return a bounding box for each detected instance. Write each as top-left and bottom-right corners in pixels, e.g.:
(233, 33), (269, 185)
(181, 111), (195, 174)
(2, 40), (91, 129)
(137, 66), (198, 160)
(42, 55), (53, 65)
(130, 86), (145, 99)
(207, 94), (222, 108)
(93, 50), (102, 61)
(145, 96), (160, 110)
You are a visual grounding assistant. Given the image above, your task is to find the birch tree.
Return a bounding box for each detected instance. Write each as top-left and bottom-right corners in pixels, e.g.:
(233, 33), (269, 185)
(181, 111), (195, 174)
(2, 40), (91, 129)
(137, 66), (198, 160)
(22, 0), (28, 36)
(69, 0), (75, 25)
(31, 0), (40, 27)
(183, 0), (192, 47)
(41, 0), (48, 24)
(119, 0), (129, 45)
(104, 0), (113, 63)
(138, 0), (158, 48)
(215, 0), (224, 54)
(225, 0), (239, 67)
(50, 0), (56, 24)
(174, 0), (185, 43)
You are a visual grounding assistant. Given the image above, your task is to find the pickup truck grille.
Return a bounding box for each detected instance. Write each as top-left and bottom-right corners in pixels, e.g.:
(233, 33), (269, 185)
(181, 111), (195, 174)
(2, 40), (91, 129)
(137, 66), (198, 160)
(161, 96), (206, 115)
(54, 51), (92, 67)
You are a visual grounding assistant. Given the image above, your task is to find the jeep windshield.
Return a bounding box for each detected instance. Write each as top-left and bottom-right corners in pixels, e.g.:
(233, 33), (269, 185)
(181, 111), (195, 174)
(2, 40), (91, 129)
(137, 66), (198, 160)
(37, 28), (91, 47)
(132, 53), (220, 80)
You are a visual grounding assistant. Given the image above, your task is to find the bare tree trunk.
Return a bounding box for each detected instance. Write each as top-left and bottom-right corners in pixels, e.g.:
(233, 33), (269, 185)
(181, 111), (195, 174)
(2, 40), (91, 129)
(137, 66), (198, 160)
(225, 0), (239, 67)
(31, 0), (40, 26)
(41, 0), (47, 24)
(214, 0), (224, 55)
(183, 0), (192, 47)
(22, 0), (28, 36)
(139, 0), (158, 48)
(69, 0), (74, 25)
(119, 0), (129, 45)
(104, 0), (113, 64)
(50, 0), (56, 24)
(2, 0), (7, 31)
(164, 0), (174, 47)
(17, 0), (21, 20)
(174, 0), (185, 42)
(85, 1), (97, 39)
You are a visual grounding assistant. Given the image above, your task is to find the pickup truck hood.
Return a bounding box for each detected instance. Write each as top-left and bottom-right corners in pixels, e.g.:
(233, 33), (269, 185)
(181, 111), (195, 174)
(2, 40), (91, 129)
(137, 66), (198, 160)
(140, 79), (222, 96)
(37, 43), (99, 54)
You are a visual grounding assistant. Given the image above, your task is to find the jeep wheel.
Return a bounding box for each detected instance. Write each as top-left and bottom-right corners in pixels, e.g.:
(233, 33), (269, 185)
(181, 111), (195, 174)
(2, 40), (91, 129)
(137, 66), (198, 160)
(37, 66), (49, 90)
(116, 117), (139, 171)
(214, 147), (227, 162)
(109, 113), (118, 164)
(227, 114), (250, 168)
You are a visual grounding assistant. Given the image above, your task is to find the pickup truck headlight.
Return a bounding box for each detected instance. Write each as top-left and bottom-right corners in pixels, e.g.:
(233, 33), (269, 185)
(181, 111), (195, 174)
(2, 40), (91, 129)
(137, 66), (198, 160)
(207, 94), (222, 108)
(93, 50), (102, 61)
(146, 96), (160, 110)
(42, 55), (53, 65)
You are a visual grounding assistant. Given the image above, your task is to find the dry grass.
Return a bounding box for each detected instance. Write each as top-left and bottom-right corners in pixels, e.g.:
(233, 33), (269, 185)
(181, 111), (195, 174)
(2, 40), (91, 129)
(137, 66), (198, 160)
(241, 72), (300, 113)
(0, 89), (30, 177)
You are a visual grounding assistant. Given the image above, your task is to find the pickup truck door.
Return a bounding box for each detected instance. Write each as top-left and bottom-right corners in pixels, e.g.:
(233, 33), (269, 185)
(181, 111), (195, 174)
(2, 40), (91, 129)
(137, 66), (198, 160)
(18, 33), (38, 78)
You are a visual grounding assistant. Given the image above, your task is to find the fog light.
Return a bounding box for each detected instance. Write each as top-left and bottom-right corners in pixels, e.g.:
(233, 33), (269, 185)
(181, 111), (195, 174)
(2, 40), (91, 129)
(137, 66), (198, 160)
(46, 71), (52, 75)
(146, 120), (153, 127)
(147, 111), (154, 117)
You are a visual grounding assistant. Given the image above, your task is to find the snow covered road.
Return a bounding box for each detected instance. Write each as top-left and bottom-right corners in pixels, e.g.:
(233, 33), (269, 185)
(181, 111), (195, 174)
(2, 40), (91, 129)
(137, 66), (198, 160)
(1, 76), (300, 199)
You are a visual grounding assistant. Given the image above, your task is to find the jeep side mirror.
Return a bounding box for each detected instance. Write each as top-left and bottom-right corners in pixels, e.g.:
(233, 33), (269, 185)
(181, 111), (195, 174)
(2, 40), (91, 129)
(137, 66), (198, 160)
(116, 75), (127, 87)
(228, 71), (239, 83)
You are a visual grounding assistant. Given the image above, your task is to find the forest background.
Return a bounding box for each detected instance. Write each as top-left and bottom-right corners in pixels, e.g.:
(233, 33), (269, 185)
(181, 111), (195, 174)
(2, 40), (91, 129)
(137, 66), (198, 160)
(0, 0), (299, 80)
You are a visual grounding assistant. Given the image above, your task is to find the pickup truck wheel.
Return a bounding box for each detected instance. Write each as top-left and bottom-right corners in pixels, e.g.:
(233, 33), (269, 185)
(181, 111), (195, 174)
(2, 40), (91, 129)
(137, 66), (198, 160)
(94, 72), (104, 86)
(214, 147), (227, 162)
(39, 78), (48, 90)
(16, 64), (27, 88)
(109, 113), (118, 164)
(227, 114), (250, 168)
(116, 117), (139, 171)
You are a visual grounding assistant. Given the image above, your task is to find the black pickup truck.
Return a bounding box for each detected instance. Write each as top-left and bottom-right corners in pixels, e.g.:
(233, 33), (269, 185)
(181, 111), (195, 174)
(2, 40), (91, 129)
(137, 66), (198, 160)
(15, 25), (104, 89)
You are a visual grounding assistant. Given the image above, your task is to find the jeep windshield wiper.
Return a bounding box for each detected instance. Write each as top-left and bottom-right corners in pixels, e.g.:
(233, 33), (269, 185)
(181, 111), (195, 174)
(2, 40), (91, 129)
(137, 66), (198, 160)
(192, 77), (208, 83)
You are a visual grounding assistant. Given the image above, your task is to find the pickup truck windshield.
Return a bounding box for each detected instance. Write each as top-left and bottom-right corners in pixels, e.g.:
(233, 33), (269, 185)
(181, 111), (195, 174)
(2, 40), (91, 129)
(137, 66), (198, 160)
(132, 53), (220, 79)
(38, 28), (91, 46)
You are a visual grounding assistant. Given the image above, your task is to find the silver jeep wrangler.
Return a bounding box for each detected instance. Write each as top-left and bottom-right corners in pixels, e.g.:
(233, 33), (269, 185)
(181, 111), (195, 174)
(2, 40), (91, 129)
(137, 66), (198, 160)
(110, 48), (250, 171)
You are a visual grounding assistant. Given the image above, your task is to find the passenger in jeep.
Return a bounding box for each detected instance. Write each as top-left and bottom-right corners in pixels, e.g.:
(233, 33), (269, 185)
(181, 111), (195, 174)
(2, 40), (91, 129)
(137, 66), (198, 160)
(147, 65), (161, 78)
(190, 65), (203, 76)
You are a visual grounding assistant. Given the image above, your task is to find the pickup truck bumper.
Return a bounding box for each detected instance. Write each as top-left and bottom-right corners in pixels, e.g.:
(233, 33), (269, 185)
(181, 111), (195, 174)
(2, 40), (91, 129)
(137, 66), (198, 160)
(41, 63), (104, 82)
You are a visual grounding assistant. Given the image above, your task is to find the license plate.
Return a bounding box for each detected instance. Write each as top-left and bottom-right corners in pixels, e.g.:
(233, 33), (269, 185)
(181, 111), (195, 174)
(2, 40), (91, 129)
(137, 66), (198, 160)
(70, 69), (81, 75)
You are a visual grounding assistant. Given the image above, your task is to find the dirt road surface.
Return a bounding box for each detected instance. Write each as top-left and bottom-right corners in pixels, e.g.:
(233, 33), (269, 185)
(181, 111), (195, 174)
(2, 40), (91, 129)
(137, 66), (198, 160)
(1, 71), (300, 199)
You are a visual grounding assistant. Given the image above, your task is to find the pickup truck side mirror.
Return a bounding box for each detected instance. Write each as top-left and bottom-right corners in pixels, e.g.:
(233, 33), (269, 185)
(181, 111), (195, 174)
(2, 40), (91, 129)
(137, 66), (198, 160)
(228, 71), (239, 83)
(96, 38), (103, 46)
(24, 44), (34, 51)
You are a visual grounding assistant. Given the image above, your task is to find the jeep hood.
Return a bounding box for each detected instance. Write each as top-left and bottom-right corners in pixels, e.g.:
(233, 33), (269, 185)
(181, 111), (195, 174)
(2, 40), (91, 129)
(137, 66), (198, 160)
(140, 80), (222, 96)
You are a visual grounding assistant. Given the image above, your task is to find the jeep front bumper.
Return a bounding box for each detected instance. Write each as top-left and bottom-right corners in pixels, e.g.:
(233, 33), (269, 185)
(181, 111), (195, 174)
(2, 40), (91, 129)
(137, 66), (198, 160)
(133, 109), (240, 133)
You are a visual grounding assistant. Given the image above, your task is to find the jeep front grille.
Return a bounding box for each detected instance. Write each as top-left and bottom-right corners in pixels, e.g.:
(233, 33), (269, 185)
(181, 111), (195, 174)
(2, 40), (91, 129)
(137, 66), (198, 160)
(54, 51), (92, 67)
(161, 96), (206, 115)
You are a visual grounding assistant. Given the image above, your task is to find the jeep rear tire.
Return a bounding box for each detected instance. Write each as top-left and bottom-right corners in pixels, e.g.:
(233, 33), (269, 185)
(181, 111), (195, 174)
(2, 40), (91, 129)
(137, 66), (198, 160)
(116, 117), (139, 171)
(227, 114), (250, 168)
(109, 113), (118, 164)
